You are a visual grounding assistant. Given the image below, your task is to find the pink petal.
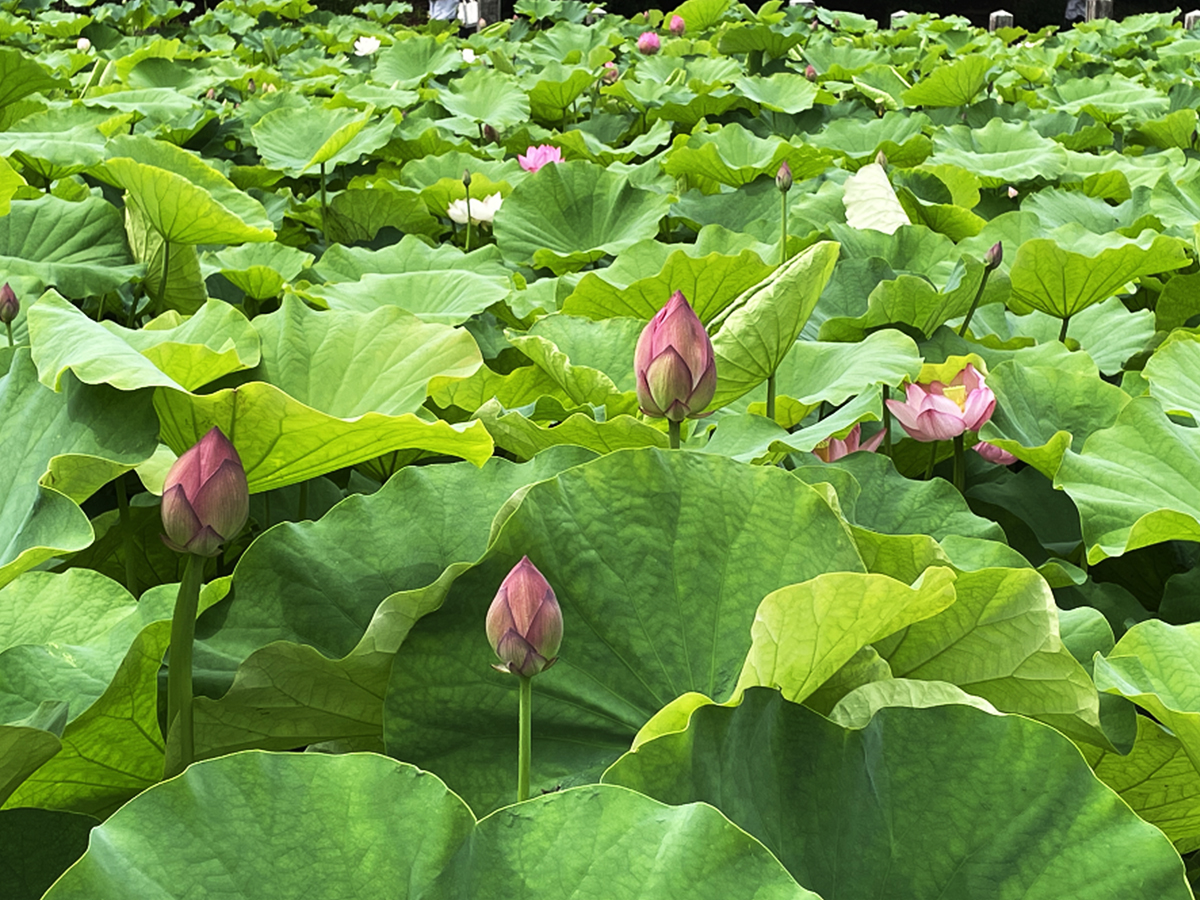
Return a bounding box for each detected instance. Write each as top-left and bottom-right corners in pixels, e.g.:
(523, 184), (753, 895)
(861, 428), (886, 453)
(961, 388), (996, 431)
(913, 408), (967, 441)
(188, 458), (249, 541)
(645, 346), (695, 419)
(974, 441), (1018, 465)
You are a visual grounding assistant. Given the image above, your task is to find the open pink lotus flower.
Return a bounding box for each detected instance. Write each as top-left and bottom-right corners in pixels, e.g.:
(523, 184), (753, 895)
(518, 144), (563, 173)
(812, 423), (885, 463)
(973, 440), (1017, 465)
(886, 364), (996, 442)
(486, 556), (562, 678)
(635, 291), (716, 422)
(161, 427), (249, 557)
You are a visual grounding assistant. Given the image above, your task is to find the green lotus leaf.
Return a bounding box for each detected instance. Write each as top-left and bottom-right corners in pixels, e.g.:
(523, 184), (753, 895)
(733, 73), (819, 114)
(670, 0), (734, 31)
(383, 449), (866, 814)
(0, 195), (141, 299)
(523, 63), (595, 123)
(901, 54), (992, 107)
(430, 362), (574, 414)
(1094, 620), (1200, 773)
(1043, 74), (1168, 124)
(828, 222), (958, 279)
(1145, 331), (1200, 421)
(1083, 715), (1200, 853)
(503, 332), (635, 412)
(979, 342), (1130, 478)
(931, 118), (1069, 187)
(0, 107), (124, 181)
(708, 241), (840, 409)
(663, 124), (832, 188)
(874, 566), (1107, 747)
(1155, 271), (1200, 332)
(400, 151), (525, 191)
(251, 105), (394, 176)
(44, 753), (813, 900)
(94, 135), (274, 245)
(700, 392), (881, 463)
(603, 687), (1192, 900)
(522, 315), (644, 395)
(807, 112), (933, 168)
(324, 186), (444, 242)
(299, 270), (510, 325)
(494, 161), (670, 274)
(312, 234), (509, 282)
(0, 48), (69, 110)
(123, 200), (208, 314)
(372, 34), (462, 86)
(826, 678), (1001, 727)
(202, 242), (314, 300)
(28, 292), (260, 393)
(1054, 397), (1200, 563)
(475, 402), (667, 458)
(0, 809), (96, 900)
(438, 68), (530, 130)
(80, 87), (201, 123)
(732, 567), (957, 704)
(561, 248), (773, 323)
(0, 350), (159, 588)
(1008, 227), (1189, 320)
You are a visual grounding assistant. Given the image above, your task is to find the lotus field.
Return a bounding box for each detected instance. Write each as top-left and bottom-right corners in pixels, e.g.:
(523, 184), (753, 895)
(6, 0), (1200, 895)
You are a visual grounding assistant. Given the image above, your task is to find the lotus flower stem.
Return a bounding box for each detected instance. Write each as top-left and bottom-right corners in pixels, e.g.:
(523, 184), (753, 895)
(157, 240), (171, 315)
(765, 376), (777, 424)
(319, 162), (328, 241)
(924, 442), (937, 480)
(957, 269), (990, 338)
(779, 189), (788, 267)
(1059, 315), (1071, 343)
(3, 322), (11, 348)
(518, 674), (532, 801)
(165, 552), (204, 779)
(882, 385), (893, 457)
(952, 434), (965, 493)
(114, 474), (138, 598)
(668, 419), (681, 449)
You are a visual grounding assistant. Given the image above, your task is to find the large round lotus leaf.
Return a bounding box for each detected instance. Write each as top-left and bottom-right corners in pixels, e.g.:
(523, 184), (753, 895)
(372, 34), (462, 85)
(900, 54), (992, 107)
(930, 119), (1068, 187)
(0, 48), (69, 110)
(383, 448), (866, 814)
(0, 107), (118, 182)
(250, 105), (394, 177)
(604, 687), (1193, 900)
(494, 161), (671, 274)
(43, 752), (814, 900)
(1054, 397), (1200, 563)
(300, 270), (511, 325)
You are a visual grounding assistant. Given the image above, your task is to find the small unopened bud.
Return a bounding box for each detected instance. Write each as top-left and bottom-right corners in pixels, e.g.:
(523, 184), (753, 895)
(833, 17), (840, 27)
(805, 64), (817, 81)
(76, 37), (91, 51)
(669, 14), (685, 35)
(635, 291), (716, 422)
(602, 61), (619, 83)
(482, 124), (499, 143)
(637, 31), (660, 54)
(161, 427), (249, 557)
(486, 557), (563, 678)
(1007, 185), (1019, 199)
(205, 87), (216, 100)
(0, 283), (18, 325)
(463, 168), (472, 188)
(775, 161), (792, 193)
(985, 241), (1003, 270)
(875, 150), (888, 168)
(247, 78), (256, 93)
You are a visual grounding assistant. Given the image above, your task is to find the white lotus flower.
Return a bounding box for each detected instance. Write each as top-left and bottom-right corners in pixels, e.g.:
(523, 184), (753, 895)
(76, 37), (91, 51)
(448, 192), (503, 225)
(354, 35), (381, 56)
(462, 48), (477, 63)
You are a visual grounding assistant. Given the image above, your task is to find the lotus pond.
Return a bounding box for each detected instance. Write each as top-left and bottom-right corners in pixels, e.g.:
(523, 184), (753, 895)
(3, 0), (1200, 896)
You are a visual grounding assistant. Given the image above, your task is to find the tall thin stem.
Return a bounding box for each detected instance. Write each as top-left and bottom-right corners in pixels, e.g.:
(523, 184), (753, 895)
(517, 675), (532, 802)
(1058, 315), (1071, 343)
(115, 474), (138, 598)
(319, 162), (328, 242)
(4, 322), (11, 348)
(165, 553), (204, 779)
(882, 384), (892, 457)
(957, 268), (993, 338)
(924, 441), (938, 480)
(779, 189), (788, 266)
(668, 419), (682, 450)
(157, 240), (171, 315)
(952, 434), (965, 493)
(465, 196), (473, 253)
(765, 375), (777, 424)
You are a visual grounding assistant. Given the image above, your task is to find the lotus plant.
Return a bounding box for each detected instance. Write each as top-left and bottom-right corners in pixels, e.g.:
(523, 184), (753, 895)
(974, 440), (1018, 466)
(160, 427), (249, 777)
(813, 424), (885, 463)
(887, 363), (997, 491)
(958, 242), (1002, 338)
(487, 556), (563, 802)
(637, 31), (660, 53)
(634, 291), (717, 448)
(447, 191), (503, 226)
(669, 14), (686, 35)
(0, 282), (16, 347)
(353, 35), (381, 56)
(518, 144), (563, 173)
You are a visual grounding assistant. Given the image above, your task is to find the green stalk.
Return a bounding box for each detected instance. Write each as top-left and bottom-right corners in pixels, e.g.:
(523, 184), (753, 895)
(319, 162), (328, 243)
(1059, 315), (1071, 343)
(952, 434), (965, 494)
(465, 196), (473, 253)
(164, 552), (204, 779)
(4, 321), (11, 348)
(882, 384), (892, 457)
(668, 419), (682, 450)
(765, 375), (776, 424)
(779, 188), (788, 266)
(114, 474), (138, 598)
(957, 268), (993, 338)
(924, 441), (938, 480)
(517, 674), (532, 802)
(157, 239), (171, 316)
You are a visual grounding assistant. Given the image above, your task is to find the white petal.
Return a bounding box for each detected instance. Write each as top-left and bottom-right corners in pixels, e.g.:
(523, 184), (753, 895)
(843, 163), (911, 235)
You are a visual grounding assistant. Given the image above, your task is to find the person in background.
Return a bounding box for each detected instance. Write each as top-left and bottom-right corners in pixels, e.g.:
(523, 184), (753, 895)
(430, 0), (459, 22)
(1065, 0), (1086, 25)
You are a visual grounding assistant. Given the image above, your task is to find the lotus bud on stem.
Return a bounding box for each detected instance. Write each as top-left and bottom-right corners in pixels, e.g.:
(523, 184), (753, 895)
(634, 291), (717, 448)
(160, 427), (249, 778)
(0, 282), (17, 347)
(958, 242), (1002, 338)
(486, 557), (562, 802)
(463, 169), (473, 252)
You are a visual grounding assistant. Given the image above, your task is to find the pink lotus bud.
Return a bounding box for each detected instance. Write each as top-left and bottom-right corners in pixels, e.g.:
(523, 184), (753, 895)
(205, 87), (216, 100)
(875, 150), (888, 168)
(463, 168), (472, 188)
(973, 441), (1017, 465)
(985, 241), (1002, 270)
(812, 424), (885, 462)
(885, 363), (996, 443)
(1007, 186), (1019, 199)
(637, 31), (660, 54)
(161, 427), (250, 557)
(602, 61), (619, 83)
(635, 291), (717, 422)
(669, 14), (686, 35)
(486, 556), (562, 678)
(517, 144), (564, 173)
(805, 64), (817, 81)
(0, 283), (17, 325)
(482, 123), (499, 143)
(776, 160), (792, 193)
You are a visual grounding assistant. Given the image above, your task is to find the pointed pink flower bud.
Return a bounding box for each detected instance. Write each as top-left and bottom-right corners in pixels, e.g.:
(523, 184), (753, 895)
(885, 364), (996, 442)
(0, 283), (17, 325)
(973, 441), (1017, 465)
(635, 291), (717, 422)
(985, 241), (1003, 270)
(812, 423), (885, 462)
(602, 61), (619, 83)
(669, 14), (685, 35)
(517, 144), (563, 173)
(161, 427), (250, 557)
(486, 556), (563, 678)
(637, 31), (660, 54)
(205, 87), (216, 100)
(776, 160), (792, 193)
(805, 63), (818, 81)
(482, 123), (499, 143)
(1007, 185), (1019, 199)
